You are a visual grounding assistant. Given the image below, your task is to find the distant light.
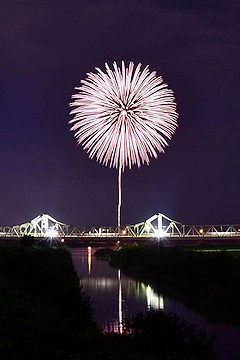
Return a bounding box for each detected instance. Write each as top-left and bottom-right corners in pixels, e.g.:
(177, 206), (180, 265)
(60, 238), (65, 243)
(45, 229), (58, 238)
(117, 240), (120, 244)
(122, 229), (127, 235)
(199, 228), (204, 235)
(154, 229), (166, 238)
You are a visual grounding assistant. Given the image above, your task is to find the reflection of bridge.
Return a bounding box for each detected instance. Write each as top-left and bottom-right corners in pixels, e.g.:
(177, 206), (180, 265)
(1, 213), (240, 240)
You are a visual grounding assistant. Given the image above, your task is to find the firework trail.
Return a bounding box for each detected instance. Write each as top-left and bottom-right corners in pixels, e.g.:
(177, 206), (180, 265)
(69, 61), (178, 227)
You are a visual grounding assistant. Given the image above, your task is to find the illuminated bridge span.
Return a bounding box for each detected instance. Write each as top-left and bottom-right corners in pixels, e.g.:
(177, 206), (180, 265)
(0, 214), (120, 238)
(1, 213), (240, 240)
(126, 213), (240, 239)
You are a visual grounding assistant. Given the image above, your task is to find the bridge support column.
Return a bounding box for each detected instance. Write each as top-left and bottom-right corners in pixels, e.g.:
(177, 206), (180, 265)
(157, 213), (163, 232)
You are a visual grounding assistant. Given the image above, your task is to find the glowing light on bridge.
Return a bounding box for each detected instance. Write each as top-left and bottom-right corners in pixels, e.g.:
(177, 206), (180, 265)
(45, 229), (58, 238)
(69, 62), (178, 227)
(154, 229), (167, 238)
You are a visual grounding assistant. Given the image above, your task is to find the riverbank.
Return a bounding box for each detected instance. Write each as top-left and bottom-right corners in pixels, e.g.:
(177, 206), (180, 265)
(110, 244), (240, 326)
(0, 246), (100, 359)
(0, 245), (216, 359)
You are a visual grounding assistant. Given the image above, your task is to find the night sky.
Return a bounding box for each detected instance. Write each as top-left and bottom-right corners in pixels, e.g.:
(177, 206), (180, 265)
(1, 0), (240, 227)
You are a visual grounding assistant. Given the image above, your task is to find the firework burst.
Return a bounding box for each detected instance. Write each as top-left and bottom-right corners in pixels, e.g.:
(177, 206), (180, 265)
(69, 61), (178, 226)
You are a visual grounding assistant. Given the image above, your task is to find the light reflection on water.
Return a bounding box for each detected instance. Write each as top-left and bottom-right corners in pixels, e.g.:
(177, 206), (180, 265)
(71, 247), (240, 360)
(87, 246), (91, 274)
(72, 247), (164, 333)
(118, 269), (123, 334)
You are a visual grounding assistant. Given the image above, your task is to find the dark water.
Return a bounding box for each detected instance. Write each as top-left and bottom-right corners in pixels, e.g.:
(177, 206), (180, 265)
(71, 247), (240, 360)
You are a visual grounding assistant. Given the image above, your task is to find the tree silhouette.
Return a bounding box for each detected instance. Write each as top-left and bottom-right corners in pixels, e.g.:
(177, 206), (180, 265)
(20, 235), (34, 247)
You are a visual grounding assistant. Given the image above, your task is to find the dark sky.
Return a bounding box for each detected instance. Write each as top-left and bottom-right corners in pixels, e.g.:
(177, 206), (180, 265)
(1, 0), (240, 227)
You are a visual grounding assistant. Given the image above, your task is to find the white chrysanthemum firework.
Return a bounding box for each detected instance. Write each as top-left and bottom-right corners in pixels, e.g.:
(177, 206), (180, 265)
(69, 61), (178, 226)
(69, 61), (178, 171)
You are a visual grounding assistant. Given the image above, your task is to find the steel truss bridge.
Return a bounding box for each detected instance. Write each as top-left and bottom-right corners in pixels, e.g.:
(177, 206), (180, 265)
(1, 213), (240, 240)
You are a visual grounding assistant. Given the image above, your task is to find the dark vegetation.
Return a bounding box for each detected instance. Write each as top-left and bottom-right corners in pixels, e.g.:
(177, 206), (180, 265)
(94, 247), (114, 259)
(110, 244), (240, 326)
(0, 246), (96, 360)
(125, 310), (215, 360)
(0, 245), (216, 359)
(20, 234), (35, 247)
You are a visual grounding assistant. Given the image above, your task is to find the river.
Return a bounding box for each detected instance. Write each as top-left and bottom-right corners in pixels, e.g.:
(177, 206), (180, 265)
(71, 247), (240, 360)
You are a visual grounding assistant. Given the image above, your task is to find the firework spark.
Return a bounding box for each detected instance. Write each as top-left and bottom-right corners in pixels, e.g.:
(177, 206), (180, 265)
(69, 61), (178, 226)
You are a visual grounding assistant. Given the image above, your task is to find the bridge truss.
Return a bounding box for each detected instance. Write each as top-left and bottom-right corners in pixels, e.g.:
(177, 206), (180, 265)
(0, 214), (120, 238)
(1, 213), (240, 239)
(126, 213), (240, 239)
